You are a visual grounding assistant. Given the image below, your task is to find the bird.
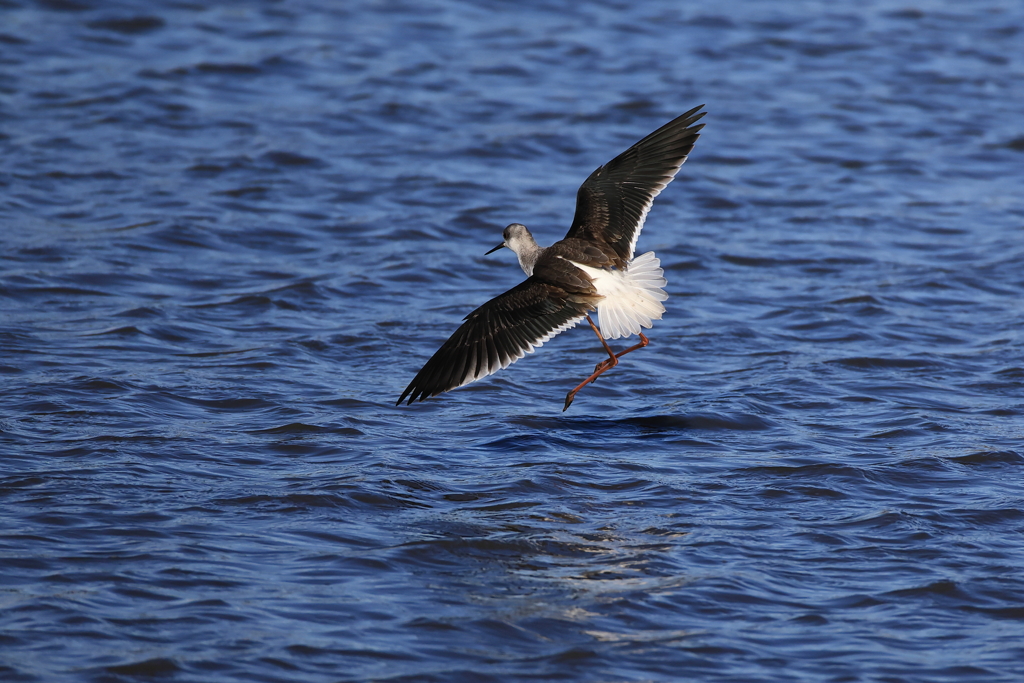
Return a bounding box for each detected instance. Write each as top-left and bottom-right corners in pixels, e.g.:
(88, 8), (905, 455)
(397, 104), (706, 411)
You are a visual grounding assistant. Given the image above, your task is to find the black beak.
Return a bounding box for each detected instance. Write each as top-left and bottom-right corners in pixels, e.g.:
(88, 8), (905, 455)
(485, 242), (506, 255)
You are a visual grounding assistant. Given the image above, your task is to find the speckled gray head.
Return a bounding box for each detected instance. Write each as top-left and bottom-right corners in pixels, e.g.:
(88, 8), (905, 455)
(485, 223), (541, 276)
(484, 223), (531, 255)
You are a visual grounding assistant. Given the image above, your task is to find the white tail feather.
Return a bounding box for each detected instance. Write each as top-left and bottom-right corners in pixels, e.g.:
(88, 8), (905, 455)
(588, 251), (668, 340)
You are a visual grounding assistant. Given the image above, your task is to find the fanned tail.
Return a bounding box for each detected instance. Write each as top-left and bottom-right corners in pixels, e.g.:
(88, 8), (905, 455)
(596, 251), (668, 340)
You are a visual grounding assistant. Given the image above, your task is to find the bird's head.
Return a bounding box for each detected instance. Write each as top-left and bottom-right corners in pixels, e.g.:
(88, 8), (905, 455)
(486, 223), (532, 255)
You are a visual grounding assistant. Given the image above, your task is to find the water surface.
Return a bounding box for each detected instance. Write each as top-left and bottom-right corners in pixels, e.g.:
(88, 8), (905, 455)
(2, 1), (1024, 681)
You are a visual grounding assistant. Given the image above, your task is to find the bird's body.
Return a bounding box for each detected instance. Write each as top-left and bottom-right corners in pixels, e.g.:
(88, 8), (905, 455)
(397, 105), (706, 410)
(500, 226), (669, 340)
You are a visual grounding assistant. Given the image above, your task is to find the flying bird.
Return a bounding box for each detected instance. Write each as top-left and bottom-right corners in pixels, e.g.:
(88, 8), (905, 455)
(397, 105), (705, 410)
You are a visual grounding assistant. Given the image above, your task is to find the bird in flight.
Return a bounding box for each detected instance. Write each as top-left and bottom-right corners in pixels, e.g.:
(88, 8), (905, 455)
(397, 105), (706, 410)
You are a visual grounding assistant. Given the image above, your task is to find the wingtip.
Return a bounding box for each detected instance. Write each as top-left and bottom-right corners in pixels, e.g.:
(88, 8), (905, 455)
(679, 103), (706, 120)
(398, 383), (438, 406)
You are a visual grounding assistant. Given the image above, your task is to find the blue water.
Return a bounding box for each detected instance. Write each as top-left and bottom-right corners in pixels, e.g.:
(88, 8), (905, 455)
(2, 1), (1024, 681)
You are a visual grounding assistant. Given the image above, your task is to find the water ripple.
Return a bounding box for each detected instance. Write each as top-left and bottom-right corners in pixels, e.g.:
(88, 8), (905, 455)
(2, 1), (1024, 682)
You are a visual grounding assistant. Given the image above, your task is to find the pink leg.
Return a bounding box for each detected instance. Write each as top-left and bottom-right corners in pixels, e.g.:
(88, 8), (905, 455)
(586, 315), (619, 365)
(563, 317), (651, 411)
(593, 331), (650, 374)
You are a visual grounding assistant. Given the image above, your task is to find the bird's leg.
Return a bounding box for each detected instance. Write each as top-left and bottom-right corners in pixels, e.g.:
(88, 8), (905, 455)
(564, 317), (651, 411)
(586, 315), (619, 374)
(609, 332), (650, 363)
(593, 333), (651, 374)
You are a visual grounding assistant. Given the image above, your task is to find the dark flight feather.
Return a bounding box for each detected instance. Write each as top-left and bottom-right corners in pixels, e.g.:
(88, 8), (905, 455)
(397, 277), (596, 405)
(566, 104), (705, 267)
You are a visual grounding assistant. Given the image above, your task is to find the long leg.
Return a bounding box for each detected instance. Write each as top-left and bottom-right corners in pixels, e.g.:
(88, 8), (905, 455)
(563, 319), (652, 411)
(586, 315), (618, 364)
(605, 332), (650, 365)
(593, 331), (650, 374)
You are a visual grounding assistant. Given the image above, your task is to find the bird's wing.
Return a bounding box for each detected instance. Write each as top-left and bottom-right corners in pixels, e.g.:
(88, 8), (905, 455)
(397, 277), (592, 405)
(565, 104), (706, 266)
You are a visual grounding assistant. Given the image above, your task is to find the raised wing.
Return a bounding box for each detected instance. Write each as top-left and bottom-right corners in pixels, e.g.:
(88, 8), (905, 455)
(397, 278), (591, 405)
(565, 104), (705, 266)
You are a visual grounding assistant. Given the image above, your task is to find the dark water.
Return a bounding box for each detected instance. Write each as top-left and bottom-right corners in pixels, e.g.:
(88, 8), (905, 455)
(3, 1), (1024, 681)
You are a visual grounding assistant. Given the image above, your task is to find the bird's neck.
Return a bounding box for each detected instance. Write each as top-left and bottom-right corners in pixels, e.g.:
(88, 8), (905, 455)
(509, 235), (543, 276)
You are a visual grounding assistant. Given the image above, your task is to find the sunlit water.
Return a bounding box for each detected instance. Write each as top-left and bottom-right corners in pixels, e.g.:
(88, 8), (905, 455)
(2, 1), (1024, 681)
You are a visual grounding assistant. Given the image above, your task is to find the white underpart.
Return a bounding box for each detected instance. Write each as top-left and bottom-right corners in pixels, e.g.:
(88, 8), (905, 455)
(570, 251), (668, 340)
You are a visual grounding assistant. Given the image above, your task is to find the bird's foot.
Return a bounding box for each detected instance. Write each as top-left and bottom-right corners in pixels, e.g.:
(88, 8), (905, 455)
(563, 391), (576, 411)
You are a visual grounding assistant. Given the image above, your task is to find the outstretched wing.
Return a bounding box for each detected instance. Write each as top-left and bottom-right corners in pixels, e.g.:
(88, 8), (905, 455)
(565, 104), (706, 266)
(397, 278), (591, 405)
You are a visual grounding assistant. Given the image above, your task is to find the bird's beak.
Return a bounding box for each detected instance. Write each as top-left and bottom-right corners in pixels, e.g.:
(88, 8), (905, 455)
(485, 242), (507, 255)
